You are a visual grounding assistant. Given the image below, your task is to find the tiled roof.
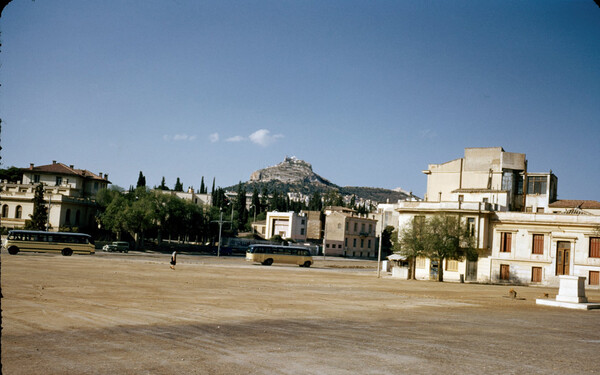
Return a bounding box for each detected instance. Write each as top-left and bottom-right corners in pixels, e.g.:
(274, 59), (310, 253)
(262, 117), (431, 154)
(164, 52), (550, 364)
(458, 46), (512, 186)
(549, 200), (600, 209)
(23, 162), (110, 182)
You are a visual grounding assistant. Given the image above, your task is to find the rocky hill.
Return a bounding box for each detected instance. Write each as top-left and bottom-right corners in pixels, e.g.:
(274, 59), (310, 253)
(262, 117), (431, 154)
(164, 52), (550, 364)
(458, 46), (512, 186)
(228, 156), (416, 203)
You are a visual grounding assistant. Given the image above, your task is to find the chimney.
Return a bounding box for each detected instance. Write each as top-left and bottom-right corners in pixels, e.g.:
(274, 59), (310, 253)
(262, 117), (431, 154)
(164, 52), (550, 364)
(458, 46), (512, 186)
(52, 160), (57, 164)
(104, 174), (108, 180)
(99, 173), (103, 178)
(30, 163), (34, 170)
(69, 165), (74, 169)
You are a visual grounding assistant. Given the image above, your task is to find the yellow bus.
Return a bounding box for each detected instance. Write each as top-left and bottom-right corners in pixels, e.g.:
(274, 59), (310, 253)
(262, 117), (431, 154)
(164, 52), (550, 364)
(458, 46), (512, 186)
(3, 230), (95, 256)
(246, 244), (313, 267)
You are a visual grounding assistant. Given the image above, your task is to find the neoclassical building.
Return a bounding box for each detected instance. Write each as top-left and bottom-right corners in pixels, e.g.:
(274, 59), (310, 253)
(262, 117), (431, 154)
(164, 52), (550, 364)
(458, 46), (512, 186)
(392, 147), (600, 288)
(1, 161), (110, 231)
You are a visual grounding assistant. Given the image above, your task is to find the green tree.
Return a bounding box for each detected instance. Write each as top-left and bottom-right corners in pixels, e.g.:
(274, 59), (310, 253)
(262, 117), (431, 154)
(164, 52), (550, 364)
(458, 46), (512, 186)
(24, 183), (48, 230)
(158, 176), (169, 190)
(397, 214), (476, 282)
(136, 171), (146, 188)
(381, 225), (395, 257)
(174, 177), (183, 192)
(0, 166), (23, 183)
(308, 191), (322, 211)
(251, 187), (260, 218)
(200, 176), (206, 194)
(234, 182), (248, 230)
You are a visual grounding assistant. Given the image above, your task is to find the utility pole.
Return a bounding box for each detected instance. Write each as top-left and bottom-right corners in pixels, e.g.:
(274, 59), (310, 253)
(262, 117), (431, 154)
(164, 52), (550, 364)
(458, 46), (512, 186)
(213, 209), (227, 257)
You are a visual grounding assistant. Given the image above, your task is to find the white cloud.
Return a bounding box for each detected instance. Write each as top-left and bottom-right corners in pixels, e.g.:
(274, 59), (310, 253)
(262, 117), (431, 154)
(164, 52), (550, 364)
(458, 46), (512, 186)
(209, 133), (219, 143)
(226, 135), (245, 142)
(164, 134), (197, 142)
(249, 129), (284, 147)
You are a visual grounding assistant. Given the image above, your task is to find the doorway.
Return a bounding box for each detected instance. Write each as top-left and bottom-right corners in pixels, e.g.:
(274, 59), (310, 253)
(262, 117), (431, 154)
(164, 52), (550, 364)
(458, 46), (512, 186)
(556, 241), (571, 276)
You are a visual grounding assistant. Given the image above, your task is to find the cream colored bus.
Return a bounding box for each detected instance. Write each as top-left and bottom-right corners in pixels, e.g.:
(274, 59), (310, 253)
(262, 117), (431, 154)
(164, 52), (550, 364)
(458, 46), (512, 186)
(3, 230), (95, 256)
(246, 244), (313, 267)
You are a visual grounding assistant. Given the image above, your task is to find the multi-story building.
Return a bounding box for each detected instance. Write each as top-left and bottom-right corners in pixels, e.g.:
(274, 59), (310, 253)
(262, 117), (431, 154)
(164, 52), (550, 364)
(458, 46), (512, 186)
(394, 147), (600, 288)
(324, 206), (378, 258)
(1, 161), (110, 231)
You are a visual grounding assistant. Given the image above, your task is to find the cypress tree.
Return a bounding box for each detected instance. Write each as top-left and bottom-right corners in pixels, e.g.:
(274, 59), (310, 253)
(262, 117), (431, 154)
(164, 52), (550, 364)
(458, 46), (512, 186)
(25, 183), (48, 230)
(136, 171), (146, 188)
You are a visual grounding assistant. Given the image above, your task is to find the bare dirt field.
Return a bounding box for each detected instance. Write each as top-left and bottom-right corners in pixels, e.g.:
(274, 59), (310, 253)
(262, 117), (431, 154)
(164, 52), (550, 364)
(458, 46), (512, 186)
(2, 251), (600, 375)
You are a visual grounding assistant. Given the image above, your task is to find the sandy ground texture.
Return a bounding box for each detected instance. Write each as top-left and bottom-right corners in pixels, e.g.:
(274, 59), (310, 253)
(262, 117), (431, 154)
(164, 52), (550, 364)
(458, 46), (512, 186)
(2, 251), (600, 375)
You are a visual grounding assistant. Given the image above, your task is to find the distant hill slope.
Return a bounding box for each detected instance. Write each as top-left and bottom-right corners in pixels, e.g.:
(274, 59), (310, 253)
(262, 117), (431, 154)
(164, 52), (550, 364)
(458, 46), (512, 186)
(226, 156), (415, 203)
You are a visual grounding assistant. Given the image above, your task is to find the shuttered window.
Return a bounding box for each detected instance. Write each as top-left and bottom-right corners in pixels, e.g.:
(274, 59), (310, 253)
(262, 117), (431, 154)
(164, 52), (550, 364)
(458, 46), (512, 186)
(590, 237), (600, 258)
(532, 234), (544, 255)
(531, 267), (542, 283)
(500, 232), (512, 252)
(446, 259), (458, 272)
(589, 271), (600, 286)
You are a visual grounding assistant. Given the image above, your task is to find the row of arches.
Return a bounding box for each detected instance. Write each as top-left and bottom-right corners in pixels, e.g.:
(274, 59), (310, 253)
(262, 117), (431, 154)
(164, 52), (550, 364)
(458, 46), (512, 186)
(2, 204), (22, 219)
(1, 205), (82, 226)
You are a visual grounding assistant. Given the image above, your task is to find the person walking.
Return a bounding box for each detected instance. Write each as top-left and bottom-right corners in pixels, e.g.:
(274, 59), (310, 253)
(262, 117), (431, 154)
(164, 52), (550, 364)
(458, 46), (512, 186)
(170, 250), (178, 270)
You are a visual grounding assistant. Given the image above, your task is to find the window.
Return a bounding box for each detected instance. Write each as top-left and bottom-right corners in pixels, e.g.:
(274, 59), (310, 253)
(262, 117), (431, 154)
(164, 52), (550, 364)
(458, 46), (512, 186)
(2, 204), (8, 218)
(345, 222), (348, 231)
(532, 234), (544, 255)
(361, 223), (365, 232)
(345, 238), (348, 247)
(15, 205), (22, 219)
(56, 176), (63, 186)
(500, 264), (510, 280)
(458, 195), (464, 203)
(354, 223), (358, 232)
(536, 207), (544, 213)
(467, 218), (475, 236)
(531, 267), (542, 282)
(94, 182), (99, 190)
(369, 224), (372, 233)
(590, 271), (600, 286)
(367, 239), (371, 249)
(416, 257), (426, 269)
(360, 239), (364, 248)
(337, 223), (342, 229)
(65, 209), (71, 225)
(500, 232), (512, 252)
(300, 228), (305, 235)
(527, 176), (547, 195)
(353, 238), (357, 247)
(34, 174), (40, 183)
(590, 237), (600, 258)
(446, 259), (458, 272)
(301, 219), (305, 225)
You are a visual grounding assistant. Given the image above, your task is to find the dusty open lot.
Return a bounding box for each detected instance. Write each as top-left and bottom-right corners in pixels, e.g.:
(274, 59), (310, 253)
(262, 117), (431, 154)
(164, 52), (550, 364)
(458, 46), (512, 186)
(2, 251), (599, 375)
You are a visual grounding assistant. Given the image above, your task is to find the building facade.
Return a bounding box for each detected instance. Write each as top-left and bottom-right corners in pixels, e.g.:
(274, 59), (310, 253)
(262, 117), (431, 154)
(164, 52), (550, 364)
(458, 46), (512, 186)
(1, 161), (110, 231)
(324, 206), (378, 258)
(394, 147), (600, 288)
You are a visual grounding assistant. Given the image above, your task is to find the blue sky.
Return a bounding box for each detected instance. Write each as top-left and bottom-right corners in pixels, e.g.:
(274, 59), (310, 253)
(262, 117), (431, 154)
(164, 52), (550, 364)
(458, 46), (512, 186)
(2, 0), (599, 199)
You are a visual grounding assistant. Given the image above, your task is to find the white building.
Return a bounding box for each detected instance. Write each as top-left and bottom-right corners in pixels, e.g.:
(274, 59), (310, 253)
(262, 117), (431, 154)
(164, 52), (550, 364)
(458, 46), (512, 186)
(265, 211), (307, 242)
(394, 147), (600, 288)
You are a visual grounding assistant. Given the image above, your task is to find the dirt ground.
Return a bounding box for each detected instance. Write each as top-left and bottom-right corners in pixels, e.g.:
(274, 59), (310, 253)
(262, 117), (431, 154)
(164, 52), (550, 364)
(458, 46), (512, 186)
(2, 251), (600, 375)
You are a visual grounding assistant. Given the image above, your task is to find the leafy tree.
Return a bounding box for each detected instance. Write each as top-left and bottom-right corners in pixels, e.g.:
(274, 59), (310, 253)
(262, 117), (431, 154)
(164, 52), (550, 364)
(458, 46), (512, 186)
(251, 187), (260, 218)
(381, 225), (395, 257)
(323, 190), (344, 207)
(396, 214), (476, 282)
(24, 183), (48, 230)
(136, 171), (146, 188)
(308, 191), (322, 211)
(174, 177), (183, 192)
(0, 166), (23, 183)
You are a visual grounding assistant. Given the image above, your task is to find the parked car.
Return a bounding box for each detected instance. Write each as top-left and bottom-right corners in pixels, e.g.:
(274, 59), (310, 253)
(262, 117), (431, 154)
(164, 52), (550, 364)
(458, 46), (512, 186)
(102, 241), (130, 253)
